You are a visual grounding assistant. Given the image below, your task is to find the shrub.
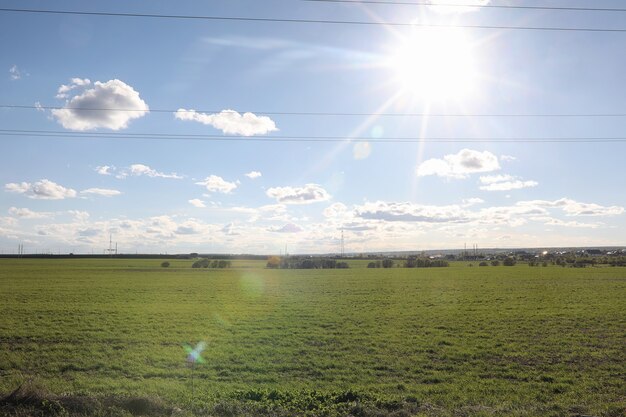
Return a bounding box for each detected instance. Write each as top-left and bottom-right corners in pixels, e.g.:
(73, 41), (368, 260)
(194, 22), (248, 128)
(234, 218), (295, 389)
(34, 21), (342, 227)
(503, 257), (517, 266)
(367, 262), (377, 268)
(160, 261), (170, 268)
(217, 260), (231, 268)
(491, 260), (500, 266)
(479, 261), (488, 267)
(192, 258), (209, 268)
(382, 259), (394, 268)
(266, 256), (281, 268)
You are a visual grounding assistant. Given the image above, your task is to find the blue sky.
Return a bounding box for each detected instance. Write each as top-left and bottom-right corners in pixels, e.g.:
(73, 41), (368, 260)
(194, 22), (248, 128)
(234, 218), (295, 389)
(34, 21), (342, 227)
(1, 0), (625, 254)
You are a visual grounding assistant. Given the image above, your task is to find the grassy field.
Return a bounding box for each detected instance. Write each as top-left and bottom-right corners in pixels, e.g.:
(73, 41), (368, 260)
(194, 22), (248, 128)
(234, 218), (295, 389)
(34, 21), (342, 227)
(0, 259), (624, 416)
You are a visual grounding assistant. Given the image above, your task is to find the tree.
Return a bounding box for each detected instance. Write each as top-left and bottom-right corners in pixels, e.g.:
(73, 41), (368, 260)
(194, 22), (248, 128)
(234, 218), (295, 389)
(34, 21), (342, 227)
(192, 258), (209, 268)
(503, 257), (517, 266)
(266, 256), (281, 268)
(382, 259), (394, 268)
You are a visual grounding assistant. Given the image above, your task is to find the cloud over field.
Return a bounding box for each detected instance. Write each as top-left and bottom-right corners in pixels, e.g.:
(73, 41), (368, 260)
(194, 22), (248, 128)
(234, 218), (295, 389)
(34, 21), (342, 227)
(196, 175), (238, 194)
(175, 109), (278, 136)
(189, 199), (206, 208)
(268, 223), (303, 233)
(266, 184), (331, 204)
(97, 164), (182, 180)
(52, 78), (149, 130)
(428, 0), (491, 14)
(5, 179), (77, 200)
(80, 188), (121, 197)
(355, 201), (471, 223)
(8, 207), (52, 219)
(479, 174), (538, 191)
(518, 198), (624, 217)
(417, 149), (500, 179)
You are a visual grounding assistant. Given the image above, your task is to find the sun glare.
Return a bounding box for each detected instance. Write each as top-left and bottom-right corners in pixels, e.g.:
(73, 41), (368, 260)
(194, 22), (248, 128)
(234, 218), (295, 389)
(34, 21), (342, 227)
(386, 28), (479, 101)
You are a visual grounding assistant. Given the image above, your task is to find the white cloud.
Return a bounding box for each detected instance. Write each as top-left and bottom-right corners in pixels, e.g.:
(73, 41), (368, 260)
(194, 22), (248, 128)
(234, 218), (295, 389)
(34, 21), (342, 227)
(80, 188), (121, 197)
(479, 174), (515, 184)
(196, 175), (238, 194)
(122, 164), (182, 179)
(56, 78), (91, 98)
(479, 174), (538, 191)
(175, 108), (278, 136)
(95, 165), (114, 175)
(355, 201), (471, 223)
(230, 203), (288, 223)
(189, 199), (206, 208)
(417, 149), (500, 179)
(428, 0), (490, 14)
(68, 210), (90, 222)
(462, 198), (484, 207)
(266, 184), (331, 204)
(5, 179), (77, 200)
(9, 65), (21, 80)
(245, 171), (262, 179)
(501, 155), (516, 162)
(323, 202), (349, 218)
(543, 218), (601, 229)
(51, 79), (149, 130)
(8, 207), (52, 219)
(518, 198), (624, 217)
(269, 223), (303, 233)
(96, 164), (182, 179)
(480, 180), (539, 192)
(353, 142), (371, 160)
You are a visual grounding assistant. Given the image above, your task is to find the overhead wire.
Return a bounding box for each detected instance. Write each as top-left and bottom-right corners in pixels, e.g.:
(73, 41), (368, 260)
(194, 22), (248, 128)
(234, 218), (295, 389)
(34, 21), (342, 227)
(1, 7), (626, 33)
(1, 129), (625, 143)
(300, 0), (626, 13)
(3, 104), (626, 118)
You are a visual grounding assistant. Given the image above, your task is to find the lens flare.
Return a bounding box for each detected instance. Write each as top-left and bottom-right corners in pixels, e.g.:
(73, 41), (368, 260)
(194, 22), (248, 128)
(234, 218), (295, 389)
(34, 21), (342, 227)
(184, 341), (206, 364)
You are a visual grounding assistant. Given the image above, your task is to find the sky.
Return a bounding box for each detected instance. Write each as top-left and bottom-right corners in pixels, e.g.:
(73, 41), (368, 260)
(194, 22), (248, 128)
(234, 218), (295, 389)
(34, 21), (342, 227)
(1, 0), (626, 254)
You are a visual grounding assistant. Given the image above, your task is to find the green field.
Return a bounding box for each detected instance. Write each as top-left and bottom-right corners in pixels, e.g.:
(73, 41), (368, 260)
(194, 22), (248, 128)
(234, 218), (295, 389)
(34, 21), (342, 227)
(1, 259), (624, 416)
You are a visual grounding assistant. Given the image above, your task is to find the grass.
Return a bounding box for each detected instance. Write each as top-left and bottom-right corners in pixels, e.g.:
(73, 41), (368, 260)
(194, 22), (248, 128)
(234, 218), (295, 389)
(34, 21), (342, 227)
(0, 259), (624, 416)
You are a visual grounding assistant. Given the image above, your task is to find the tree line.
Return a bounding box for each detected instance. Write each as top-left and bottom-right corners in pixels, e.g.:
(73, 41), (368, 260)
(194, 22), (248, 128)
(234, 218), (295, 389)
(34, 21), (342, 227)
(266, 256), (349, 269)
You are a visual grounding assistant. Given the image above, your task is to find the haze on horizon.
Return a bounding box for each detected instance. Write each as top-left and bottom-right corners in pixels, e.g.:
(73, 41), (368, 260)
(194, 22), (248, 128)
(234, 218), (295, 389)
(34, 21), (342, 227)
(1, 0), (626, 254)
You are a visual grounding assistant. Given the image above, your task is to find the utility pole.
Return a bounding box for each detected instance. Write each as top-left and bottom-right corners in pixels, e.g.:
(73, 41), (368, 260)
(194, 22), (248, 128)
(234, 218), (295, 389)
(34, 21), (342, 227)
(341, 228), (345, 258)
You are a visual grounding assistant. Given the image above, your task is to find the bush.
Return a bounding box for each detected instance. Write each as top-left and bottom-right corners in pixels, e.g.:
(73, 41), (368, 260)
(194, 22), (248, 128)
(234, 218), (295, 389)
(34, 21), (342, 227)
(266, 256), (281, 268)
(192, 258), (209, 268)
(503, 257), (517, 266)
(274, 257), (349, 269)
(382, 259), (394, 268)
(479, 261), (488, 266)
(491, 260), (500, 266)
(160, 261), (170, 268)
(217, 260), (231, 268)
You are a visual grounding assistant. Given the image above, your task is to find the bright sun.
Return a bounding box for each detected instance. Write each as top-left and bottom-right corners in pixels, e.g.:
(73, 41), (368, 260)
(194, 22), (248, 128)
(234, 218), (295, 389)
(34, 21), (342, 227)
(386, 28), (479, 101)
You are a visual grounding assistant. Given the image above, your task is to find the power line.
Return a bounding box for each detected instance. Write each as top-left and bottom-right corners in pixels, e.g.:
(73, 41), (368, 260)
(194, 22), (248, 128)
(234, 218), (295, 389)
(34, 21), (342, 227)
(1, 129), (625, 143)
(301, 0), (626, 13)
(1, 7), (625, 33)
(3, 104), (626, 118)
